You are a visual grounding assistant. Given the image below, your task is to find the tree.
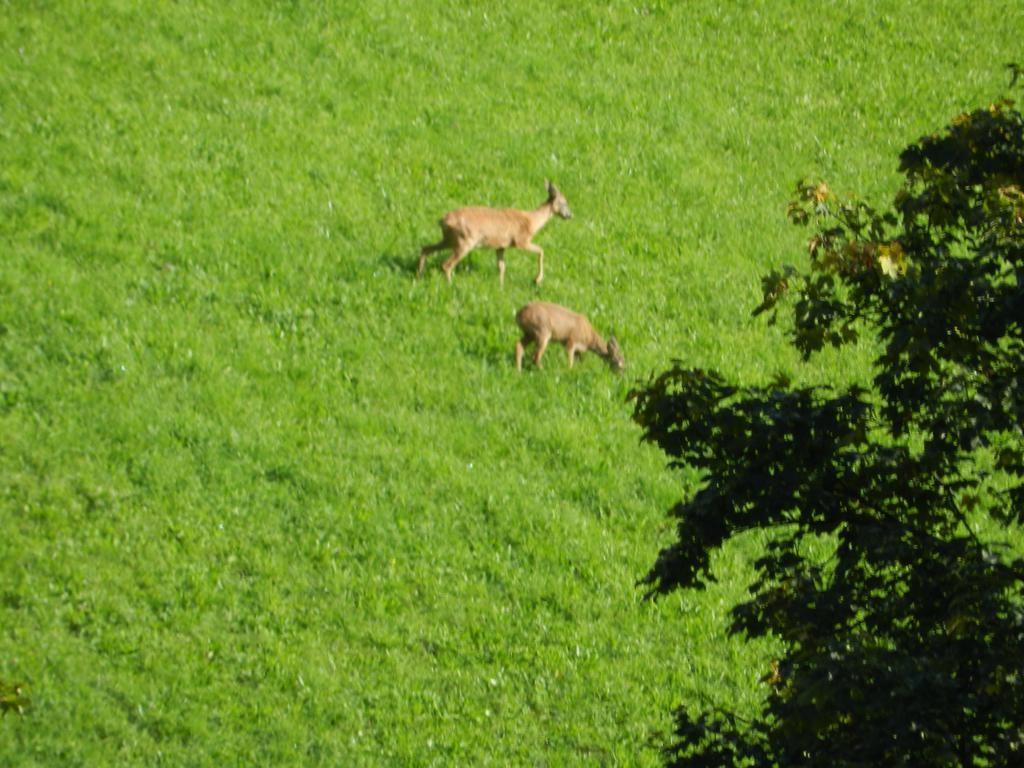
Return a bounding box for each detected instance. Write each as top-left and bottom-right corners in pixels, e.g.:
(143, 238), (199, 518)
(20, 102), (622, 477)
(631, 76), (1024, 766)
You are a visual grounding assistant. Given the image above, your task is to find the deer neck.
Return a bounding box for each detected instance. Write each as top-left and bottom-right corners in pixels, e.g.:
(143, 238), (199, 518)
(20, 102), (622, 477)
(590, 332), (609, 356)
(526, 200), (555, 236)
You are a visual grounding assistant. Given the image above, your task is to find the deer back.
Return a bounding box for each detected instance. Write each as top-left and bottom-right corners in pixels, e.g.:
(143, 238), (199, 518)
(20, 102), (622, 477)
(443, 207), (532, 248)
(517, 302), (596, 343)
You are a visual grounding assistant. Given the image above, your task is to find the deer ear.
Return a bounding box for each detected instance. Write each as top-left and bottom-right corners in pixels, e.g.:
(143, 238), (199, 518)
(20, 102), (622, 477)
(546, 179), (554, 194)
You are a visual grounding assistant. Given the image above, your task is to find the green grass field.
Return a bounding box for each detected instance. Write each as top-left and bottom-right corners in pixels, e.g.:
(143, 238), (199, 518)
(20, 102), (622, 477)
(2, 1), (1021, 764)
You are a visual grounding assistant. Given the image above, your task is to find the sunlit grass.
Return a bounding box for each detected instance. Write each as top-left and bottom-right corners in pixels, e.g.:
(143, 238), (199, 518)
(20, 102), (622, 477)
(1, 0), (1021, 763)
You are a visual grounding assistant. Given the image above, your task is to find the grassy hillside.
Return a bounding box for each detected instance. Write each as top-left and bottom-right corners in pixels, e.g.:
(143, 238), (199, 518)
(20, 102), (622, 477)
(2, 1), (1020, 764)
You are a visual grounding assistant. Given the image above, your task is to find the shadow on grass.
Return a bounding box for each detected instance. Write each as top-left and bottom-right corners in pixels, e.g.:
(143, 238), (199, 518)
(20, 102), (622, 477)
(380, 251), (501, 282)
(379, 251), (419, 276)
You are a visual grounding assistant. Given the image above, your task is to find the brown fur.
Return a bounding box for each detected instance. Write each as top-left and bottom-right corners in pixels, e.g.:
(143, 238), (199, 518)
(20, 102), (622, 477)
(418, 181), (571, 285)
(515, 301), (624, 372)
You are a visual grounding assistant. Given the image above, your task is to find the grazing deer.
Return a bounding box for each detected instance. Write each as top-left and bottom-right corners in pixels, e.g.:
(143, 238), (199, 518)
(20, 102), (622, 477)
(417, 181), (572, 286)
(515, 301), (624, 372)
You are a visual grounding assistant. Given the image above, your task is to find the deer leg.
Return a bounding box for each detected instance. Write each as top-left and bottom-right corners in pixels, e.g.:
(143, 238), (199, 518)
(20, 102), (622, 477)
(441, 242), (472, 284)
(523, 243), (545, 285)
(496, 249), (506, 287)
(515, 337), (528, 372)
(533, 332), (551, 368)
(418, 240), (450, 276)
(566, 342), (577, 368)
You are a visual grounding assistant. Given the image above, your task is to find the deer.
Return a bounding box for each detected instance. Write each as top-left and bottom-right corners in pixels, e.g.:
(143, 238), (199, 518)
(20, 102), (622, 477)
(417, 181), (572, 286)
(515, 301), (625, 373)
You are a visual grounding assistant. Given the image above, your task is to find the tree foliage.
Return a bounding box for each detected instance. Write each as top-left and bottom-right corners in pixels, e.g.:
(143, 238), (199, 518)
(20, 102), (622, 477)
(631, 81), (1024, 766)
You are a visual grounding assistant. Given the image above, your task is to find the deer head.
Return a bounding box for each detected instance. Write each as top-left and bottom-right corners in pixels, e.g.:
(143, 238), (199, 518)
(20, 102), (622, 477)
(546, 180), (572, 220)
(606, 336), (625, 372)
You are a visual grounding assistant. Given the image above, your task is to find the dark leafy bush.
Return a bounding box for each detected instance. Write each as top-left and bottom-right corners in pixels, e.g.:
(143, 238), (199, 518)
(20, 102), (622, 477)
(632, 77), (1024, 767)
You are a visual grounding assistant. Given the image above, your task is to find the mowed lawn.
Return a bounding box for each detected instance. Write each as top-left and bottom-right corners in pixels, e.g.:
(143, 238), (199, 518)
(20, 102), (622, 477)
(1, 1), (1021, 764)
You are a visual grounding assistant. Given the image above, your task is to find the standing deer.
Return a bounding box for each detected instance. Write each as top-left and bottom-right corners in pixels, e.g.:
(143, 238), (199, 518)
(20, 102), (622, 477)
(417, 181), (572, 286)
(515, 301), (625, 372)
